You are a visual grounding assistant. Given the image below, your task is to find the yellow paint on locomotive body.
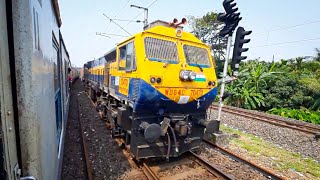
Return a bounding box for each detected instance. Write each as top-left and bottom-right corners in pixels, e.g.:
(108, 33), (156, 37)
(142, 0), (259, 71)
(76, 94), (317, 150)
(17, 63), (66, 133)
(110, 25), (218, 102)
(89, 65), (104, 75)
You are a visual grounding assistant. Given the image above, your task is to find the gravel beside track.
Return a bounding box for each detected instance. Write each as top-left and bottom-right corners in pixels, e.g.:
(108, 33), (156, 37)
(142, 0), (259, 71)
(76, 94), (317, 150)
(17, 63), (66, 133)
(209, 108), (320, 161)
(62, 80), (137, 179)
(199, 143), (269, 180)
(61, 80), (87, 179)
(219, 105), (320, 132)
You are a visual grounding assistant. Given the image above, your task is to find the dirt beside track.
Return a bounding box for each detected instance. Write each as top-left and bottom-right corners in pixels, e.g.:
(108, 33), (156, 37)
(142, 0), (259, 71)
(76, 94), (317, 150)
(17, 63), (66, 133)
(62, 80), (140, 179)
(61, 80), (87, 179)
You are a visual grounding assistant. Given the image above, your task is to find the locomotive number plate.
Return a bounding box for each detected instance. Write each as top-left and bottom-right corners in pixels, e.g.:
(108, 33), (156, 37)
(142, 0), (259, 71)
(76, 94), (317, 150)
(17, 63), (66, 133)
(164, 89), (204, 96)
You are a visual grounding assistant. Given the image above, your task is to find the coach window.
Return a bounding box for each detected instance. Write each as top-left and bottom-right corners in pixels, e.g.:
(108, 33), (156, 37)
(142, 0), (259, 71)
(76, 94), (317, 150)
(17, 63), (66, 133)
(118, 41), (136, 72)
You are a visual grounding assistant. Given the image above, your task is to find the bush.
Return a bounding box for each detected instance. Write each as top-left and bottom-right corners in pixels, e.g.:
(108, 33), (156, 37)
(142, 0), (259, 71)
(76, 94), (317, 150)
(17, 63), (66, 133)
(267, 108), (320, 125)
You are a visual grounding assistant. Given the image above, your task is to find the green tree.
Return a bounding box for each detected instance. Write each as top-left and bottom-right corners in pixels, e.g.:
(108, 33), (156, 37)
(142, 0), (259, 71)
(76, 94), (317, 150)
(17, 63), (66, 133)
(247, 61), (278, 92)
(315, 48), (320, 62)
(299, 77), (320, 110)
(225, 79), (265, 109)
(189, 12), (227, 62)
(225, 62), (267, 110)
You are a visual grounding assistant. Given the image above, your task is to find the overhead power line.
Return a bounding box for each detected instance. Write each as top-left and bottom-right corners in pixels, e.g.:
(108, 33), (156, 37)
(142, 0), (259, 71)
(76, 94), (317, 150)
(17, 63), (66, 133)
(270, 19), (320, 32)
(123, 0), (158, 28)
(255, 19), (320, 36)
(98, 33), (129, 38)
(103, 13), (132, 36)
(104, 0), (132, 33)
(249, 37), (320, 48)
(107, 0), (158, 36)
(109, 18), (143, 23)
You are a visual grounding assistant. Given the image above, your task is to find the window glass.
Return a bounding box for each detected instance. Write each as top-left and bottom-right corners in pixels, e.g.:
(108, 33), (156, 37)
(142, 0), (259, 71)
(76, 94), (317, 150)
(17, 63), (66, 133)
(52, 43), (59, 92)
(65, 60), (68, 95)
(118, 46), (126, 71)
(144, 37), (178, 63)
(183, 45), (211, 67)
(126, 42), (134, 71)
(118, 41), (136, 71)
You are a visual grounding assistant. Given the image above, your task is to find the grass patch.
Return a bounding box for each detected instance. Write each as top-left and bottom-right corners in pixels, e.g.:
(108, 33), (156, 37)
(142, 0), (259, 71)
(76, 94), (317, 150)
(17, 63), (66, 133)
(220, 125), (320, 177)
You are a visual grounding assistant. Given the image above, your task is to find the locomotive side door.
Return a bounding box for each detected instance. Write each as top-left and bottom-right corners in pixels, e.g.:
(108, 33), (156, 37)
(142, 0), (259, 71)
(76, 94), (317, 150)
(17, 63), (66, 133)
(104, 62), (110, 88)
(0, 0), (20, 179)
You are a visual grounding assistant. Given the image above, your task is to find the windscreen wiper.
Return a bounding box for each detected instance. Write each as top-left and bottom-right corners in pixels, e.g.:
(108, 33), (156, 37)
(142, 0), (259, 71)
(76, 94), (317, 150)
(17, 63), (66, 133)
(196, 63), (203, 72)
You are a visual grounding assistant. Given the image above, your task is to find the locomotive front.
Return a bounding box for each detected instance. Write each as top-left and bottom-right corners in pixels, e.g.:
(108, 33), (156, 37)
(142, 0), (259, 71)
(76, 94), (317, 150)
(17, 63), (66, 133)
(106, 20), (218, 159)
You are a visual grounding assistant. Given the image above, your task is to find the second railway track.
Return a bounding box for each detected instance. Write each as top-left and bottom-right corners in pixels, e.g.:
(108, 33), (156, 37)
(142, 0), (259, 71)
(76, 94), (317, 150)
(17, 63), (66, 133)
(203, 139), (285, 180)
(211, 105), (320, 137)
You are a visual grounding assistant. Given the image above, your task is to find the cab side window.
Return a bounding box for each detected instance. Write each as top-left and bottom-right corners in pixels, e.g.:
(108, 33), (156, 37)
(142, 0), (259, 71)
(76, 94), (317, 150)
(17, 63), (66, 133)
(118, 46), (126, 71)
(118, 41), (136, 72)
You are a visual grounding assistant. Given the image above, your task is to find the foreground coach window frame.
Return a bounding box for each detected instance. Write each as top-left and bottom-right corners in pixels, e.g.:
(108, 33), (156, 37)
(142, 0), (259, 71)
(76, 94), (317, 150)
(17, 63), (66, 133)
(118, 41), (136, 72)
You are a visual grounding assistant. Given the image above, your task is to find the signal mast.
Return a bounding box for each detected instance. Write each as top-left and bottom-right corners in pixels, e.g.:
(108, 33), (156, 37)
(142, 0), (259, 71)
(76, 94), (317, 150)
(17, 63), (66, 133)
(214, 0), (252, 131)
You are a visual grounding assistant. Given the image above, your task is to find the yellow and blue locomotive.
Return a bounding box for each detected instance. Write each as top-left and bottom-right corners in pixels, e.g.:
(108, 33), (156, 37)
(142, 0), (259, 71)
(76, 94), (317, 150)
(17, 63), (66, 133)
(84, 19), (218, 159)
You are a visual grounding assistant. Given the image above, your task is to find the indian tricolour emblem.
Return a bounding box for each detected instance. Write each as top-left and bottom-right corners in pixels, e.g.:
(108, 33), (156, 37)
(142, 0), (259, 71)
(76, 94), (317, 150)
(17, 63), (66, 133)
(195, 72), (206, 82)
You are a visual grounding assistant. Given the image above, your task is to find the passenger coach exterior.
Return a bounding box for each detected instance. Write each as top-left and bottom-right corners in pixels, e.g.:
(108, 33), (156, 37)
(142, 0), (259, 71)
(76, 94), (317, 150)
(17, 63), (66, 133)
(0, 0), (75, 179)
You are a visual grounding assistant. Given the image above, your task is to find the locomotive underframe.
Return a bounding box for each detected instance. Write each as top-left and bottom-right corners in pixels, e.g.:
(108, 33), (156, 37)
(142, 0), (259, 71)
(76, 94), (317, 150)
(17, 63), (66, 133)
(84, 81), (207, 159)
(99, 90), (206, 160)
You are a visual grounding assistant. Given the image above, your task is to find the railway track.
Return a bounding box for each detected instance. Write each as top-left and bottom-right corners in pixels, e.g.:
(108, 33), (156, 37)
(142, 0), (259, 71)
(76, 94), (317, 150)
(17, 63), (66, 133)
(88, 94), (234, 179)
(211, 105), (320, 138)
(77, 97), (93, 180)
(85, 89), (282, 179)
(140, 151), (235, 180)
(203, 139), (284, 180)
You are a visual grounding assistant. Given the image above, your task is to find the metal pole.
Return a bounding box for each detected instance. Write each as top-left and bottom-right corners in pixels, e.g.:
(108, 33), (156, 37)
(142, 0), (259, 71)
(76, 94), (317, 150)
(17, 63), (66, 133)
(130, 5), (148, 29)
(144, 9), (148, 27)
(217, 35), (233, 121)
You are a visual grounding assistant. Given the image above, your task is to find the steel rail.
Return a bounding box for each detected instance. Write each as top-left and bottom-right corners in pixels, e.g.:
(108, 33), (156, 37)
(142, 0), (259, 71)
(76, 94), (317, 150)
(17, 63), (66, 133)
(189, 151), (235, 180)
(141, 163), (160, 180)
(84, 87), (277, 179)
(211, 105), (320, 132)
(77, 98), (93, 180)
(218, 105), (320, 132)
(203, 139), (285, 180)
(211, 105), (320, 137)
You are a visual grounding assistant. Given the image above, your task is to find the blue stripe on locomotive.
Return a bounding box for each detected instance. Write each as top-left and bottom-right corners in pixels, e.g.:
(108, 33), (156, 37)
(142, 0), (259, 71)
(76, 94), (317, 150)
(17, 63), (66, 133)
(89, 74), (104, 85)
(111, 77), (217, 114)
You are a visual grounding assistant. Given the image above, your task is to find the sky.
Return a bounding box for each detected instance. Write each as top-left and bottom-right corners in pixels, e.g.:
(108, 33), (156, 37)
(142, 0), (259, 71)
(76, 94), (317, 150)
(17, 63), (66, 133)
(59, 0), (320, 67)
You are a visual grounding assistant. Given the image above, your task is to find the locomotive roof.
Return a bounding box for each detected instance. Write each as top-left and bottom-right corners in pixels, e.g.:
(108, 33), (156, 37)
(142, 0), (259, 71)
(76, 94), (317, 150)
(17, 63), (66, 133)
(117, 22), (203, 46)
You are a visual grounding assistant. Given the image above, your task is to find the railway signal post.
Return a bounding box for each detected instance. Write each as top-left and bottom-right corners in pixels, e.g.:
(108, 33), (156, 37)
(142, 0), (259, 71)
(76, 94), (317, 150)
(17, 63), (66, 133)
(207, 0), (251, 146)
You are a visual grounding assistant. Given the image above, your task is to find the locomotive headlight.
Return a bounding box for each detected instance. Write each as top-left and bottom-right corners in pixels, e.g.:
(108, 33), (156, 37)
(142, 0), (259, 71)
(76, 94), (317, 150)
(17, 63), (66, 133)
(183, 74), (189, 80)
(156, 78), (162, 84)
(189, 72), (196, 80)
(180, 70), (190, 81)
(150, 77), (156, 83)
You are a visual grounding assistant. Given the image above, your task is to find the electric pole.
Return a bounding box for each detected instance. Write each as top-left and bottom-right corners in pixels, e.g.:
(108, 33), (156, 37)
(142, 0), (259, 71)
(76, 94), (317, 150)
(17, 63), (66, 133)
(130, 4), (148, 27)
